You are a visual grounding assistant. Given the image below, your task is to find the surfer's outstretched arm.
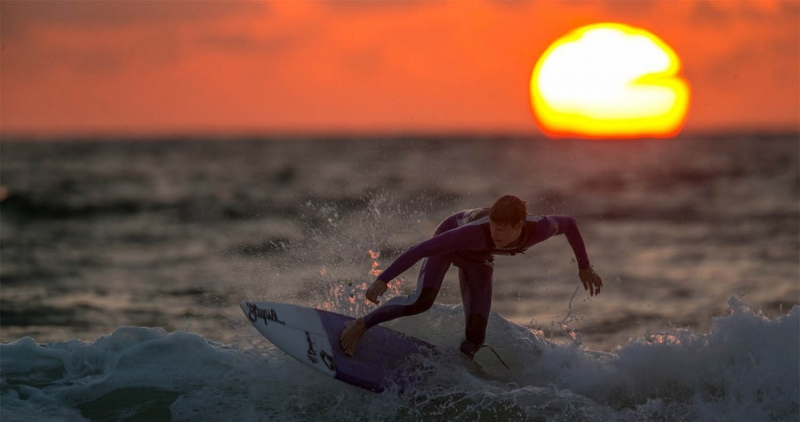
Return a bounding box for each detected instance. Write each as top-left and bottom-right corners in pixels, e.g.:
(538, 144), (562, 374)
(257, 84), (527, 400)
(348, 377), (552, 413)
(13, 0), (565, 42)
(363, 225), (485, 307)
(365, 281), (387, 304)
(375, 224), (486, 285)
(579, 267), (603, 296)
(340, 226), (484, 357)
(539, 215), (602, 295)
(540, 216), (591, 269)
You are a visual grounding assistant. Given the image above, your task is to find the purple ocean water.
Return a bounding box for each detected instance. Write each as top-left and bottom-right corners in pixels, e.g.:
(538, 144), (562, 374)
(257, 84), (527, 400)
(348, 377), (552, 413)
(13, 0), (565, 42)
(1, 133), (798, 421)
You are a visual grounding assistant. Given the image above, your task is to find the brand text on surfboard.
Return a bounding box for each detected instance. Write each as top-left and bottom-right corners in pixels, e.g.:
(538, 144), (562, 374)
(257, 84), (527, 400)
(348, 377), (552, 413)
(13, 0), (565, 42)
(246, 302), (286, 326)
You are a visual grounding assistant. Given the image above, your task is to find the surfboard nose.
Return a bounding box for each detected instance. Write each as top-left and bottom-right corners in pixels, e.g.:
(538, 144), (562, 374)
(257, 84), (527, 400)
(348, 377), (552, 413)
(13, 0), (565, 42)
(240, 301), (257, 322)
(239, 301), (250, 317)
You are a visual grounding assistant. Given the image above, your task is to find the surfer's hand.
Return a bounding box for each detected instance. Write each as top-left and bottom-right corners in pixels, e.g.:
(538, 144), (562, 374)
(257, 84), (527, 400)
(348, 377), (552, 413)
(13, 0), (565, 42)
(579, 268), (603, 296)
(365, 280), (388, 305)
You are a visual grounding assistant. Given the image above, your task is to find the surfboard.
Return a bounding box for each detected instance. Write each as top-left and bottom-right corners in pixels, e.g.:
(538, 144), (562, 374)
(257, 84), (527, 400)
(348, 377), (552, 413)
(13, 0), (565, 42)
(240, 301), (439, 393)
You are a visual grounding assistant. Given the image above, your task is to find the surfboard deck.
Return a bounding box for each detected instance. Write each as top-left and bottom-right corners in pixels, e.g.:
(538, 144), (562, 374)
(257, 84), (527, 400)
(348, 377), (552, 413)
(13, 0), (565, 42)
(240, 301), (439, 393)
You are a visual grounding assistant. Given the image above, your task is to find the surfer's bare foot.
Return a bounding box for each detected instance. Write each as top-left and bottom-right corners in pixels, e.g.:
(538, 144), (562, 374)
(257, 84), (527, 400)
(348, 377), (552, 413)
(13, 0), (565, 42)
(340, 317), (366, 357)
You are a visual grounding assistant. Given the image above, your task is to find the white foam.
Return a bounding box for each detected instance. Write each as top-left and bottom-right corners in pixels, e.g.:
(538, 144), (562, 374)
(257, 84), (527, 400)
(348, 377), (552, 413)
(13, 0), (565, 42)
(1, 297), (797, 421)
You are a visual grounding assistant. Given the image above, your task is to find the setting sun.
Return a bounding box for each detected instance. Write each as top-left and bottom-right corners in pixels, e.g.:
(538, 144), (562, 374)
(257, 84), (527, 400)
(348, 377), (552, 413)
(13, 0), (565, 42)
(531, 23), (690, 139)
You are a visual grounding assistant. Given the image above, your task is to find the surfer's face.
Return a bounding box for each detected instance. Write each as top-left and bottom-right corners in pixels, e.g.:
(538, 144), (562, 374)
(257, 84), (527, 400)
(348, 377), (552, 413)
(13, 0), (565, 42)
(489, 219), (523, 249)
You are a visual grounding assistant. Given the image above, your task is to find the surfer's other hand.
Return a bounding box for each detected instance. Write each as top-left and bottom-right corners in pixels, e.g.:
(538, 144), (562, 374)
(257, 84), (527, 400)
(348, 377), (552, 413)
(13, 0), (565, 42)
(579, 267), (603, 296)
(366, 280), (388, 305)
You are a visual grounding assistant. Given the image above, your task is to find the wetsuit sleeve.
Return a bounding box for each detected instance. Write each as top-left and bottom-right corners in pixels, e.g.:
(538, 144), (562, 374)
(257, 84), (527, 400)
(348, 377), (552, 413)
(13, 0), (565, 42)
(543, 216), (592, 270)
(377, 225), (487, 283)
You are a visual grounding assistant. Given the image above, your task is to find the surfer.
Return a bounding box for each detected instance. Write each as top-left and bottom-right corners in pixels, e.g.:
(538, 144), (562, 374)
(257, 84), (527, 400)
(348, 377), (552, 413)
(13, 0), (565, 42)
(340, 195), (603, 358)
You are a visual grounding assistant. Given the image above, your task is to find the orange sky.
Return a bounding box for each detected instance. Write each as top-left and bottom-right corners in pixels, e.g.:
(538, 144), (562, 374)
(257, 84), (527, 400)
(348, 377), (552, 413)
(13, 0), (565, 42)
(1, 0), (798, 137)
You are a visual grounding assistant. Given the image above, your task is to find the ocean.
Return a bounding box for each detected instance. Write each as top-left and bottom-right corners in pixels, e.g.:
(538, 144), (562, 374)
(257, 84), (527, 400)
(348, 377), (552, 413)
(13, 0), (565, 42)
(1, 133), (798, 421)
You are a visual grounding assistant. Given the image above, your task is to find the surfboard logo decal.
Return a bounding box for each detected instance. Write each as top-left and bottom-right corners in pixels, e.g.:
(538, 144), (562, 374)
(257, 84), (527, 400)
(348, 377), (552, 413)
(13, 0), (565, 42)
(320, 350), (336, 371)
(305, 331), (336, 371)
(305, 331), (319, 363)
(245, 302), (286, 326)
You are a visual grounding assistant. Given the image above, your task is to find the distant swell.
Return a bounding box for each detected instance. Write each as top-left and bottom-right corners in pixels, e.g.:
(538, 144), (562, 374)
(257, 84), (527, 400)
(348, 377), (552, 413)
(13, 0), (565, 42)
(0, 192), (146, 220)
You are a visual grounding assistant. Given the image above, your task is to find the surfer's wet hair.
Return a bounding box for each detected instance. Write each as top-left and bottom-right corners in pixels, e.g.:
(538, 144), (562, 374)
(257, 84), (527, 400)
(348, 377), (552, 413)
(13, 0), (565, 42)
(489, 195), (528, 226)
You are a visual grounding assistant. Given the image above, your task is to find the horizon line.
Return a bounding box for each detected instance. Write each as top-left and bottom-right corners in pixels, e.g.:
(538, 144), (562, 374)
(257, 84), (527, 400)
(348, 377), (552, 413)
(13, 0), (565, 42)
(1, 127), (798, 143)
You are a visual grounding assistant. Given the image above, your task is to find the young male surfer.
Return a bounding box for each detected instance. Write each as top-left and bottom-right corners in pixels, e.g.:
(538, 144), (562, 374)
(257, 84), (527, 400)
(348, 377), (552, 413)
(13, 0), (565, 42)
(340, 195), (603, 358)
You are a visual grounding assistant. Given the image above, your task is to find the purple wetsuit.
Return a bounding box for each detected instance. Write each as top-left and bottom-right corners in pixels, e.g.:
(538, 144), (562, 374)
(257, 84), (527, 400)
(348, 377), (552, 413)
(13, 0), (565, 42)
(363, 208), (591, 357)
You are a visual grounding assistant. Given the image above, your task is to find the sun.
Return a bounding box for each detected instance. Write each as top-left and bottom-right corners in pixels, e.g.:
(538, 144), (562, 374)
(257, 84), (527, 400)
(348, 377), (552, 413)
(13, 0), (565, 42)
(530, 23), (690, 139)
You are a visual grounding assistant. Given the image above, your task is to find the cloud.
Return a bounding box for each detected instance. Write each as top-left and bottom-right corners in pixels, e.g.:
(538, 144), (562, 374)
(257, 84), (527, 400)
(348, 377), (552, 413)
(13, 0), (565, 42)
(3, 28), (183, 76)
(600, 0), (657, 16)
(195, 29), (312, 56)
(1, 1), (268, 40)
(324, 1), (438, 13)
(690, 0), (800, 25)
(1, 1), (275, 76)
